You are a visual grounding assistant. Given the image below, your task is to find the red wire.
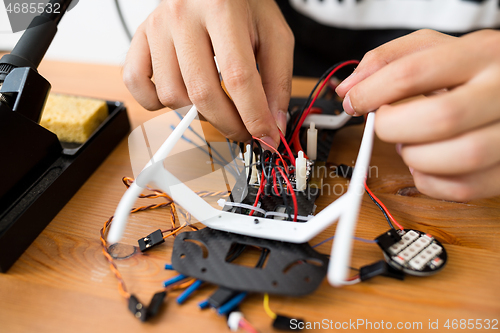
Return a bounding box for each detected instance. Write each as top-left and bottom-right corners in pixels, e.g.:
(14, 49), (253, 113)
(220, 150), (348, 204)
(289, 60), (360, 147)
(239, 318), (259, 333)
(292, 135), (306, 158)
(347, 274), (360, 281)
(279, 130), (295, 166)
(249, 170), (266, 217)
(364, 180), (404, 230)
(310, 107), (323, 114)
(277, 167), (298, 222)
(252, 136), (289, 174)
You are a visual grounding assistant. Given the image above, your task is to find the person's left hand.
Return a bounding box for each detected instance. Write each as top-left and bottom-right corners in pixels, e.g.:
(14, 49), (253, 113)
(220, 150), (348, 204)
(336, 29), (500, 202)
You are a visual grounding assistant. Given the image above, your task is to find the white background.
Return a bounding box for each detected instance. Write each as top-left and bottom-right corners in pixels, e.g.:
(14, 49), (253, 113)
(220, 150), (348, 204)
(0, 0), (159, 64)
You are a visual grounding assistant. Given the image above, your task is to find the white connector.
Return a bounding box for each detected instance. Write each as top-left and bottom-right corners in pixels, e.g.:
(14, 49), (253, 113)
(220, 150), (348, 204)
(227, 311), (243, 331)
(244, 144), (258, 184)
(307, 122), (318, 161)
(296, 150), (307, 191)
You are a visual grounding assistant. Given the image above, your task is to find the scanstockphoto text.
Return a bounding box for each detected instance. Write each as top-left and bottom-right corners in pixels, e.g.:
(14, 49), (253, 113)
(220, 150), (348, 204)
(289, 318), (499, 330)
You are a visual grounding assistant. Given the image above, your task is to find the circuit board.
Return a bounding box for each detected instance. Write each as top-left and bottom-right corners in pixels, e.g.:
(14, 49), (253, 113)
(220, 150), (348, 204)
(377, 229), (448, 276)
(223, 161), (326, 221)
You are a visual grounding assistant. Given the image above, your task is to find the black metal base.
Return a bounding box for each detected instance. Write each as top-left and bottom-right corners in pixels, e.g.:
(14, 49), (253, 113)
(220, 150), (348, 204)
(0, 101), (130, 272)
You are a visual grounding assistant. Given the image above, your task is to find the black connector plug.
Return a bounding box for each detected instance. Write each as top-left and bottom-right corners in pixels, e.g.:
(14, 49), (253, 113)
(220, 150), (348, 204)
(360, 260), (386, 281)
(383, 263), (405, 281)
(147, 291), (167, 318)
(138, 229), (164, 252)
(128, 295), (148, 322)
(360, 260), (405, 281)
(336, 164), (353, 179)
(375, 229), (402, 251)
(208, 287), (237, 308)
(273, 315), (304, 331)
(128, 291), (168, 322)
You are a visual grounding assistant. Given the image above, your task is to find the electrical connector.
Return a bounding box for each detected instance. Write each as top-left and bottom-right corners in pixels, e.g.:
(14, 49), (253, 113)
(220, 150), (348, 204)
(295, 151), (307, 191)
(384, 263), (405, 280)
(128, 292), (167, 322)
(273, 315), (304, 331)
(138, 229), (164, 252)
(208, 287), (238, 308)
(359, 260), (386, 281)
(244, 144), (258, 184)
(128, 295), (148, 322)
(359, 260), (404, 281)
(307, 122), (318, 161)
(335, 164), (353, 179)
(375, 229), (402, 252)
(227, 311), (243, 332)
(147, 291), (167, 318)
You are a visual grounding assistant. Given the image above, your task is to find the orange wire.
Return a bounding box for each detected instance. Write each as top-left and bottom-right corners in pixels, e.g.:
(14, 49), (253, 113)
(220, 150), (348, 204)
(169, 278), (196, 291)
(101, 177), (229, 302)
(163, 222), (187, 239)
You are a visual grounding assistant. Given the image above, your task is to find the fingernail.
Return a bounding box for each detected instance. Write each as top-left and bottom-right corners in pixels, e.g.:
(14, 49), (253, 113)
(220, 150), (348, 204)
(343, 94), (355, 115)
(335, 72), (356, 94)
(276, 110), (287, 136)
(395, 143), (402, 156)
(261, 135), (278, 149)
(409, 167), (414, 175)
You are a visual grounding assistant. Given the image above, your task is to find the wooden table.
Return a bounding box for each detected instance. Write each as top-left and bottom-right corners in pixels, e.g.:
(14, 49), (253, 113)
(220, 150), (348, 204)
(1, 59), (499, 333)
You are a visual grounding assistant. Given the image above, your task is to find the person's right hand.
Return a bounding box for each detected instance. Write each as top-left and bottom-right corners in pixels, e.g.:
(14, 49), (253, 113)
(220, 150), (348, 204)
(122, 0), (294, 148)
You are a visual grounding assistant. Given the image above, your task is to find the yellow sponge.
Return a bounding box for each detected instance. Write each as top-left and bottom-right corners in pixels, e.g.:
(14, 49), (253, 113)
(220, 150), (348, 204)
(40, 94), (108, 143)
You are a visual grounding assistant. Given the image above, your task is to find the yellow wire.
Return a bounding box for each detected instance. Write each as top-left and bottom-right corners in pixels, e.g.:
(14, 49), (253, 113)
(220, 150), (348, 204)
(263, 293), (277, 319)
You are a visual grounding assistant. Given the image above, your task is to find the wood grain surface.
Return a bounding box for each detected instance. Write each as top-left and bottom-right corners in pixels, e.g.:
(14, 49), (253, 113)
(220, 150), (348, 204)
(0, 58), (499, 333)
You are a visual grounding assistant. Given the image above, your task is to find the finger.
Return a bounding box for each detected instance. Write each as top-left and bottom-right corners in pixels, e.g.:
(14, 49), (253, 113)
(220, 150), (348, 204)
(374, 73), (500, 143)
(122, 24), (164, 111)
(335, 29), (455, 98)
(347, 35), (484, 115)
(400, 120), (500, 175)
(255, 2), (294, 135)
(412, 162), (500, 202)
(145, 12), (190, 109)
(206, 2), (280, 147)
(171, 20), (250, 143)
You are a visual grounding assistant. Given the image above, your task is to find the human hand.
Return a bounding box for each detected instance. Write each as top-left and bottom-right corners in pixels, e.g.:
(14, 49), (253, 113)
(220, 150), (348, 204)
(122, 0), (294, 148)
(336, 29), (500, 201)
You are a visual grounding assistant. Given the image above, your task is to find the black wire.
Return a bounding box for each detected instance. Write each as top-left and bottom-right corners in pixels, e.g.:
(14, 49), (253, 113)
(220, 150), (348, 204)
(286, 61), (356, 143)
(114, 0), (133, 41)
(226, 244), (247, 263)
(239, 142), (245, 157)
(256, 248), (269, 268)
(262, 150), (273, 184)
(254, 140), (263, 176)
(275, 165), (292, 221)
(365, 189), (395, 230)
(225, 244), (268, 268)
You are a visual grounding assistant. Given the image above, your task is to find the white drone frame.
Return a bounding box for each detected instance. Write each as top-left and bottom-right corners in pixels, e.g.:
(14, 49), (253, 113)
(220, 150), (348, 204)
(108, 105), (375, 287)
